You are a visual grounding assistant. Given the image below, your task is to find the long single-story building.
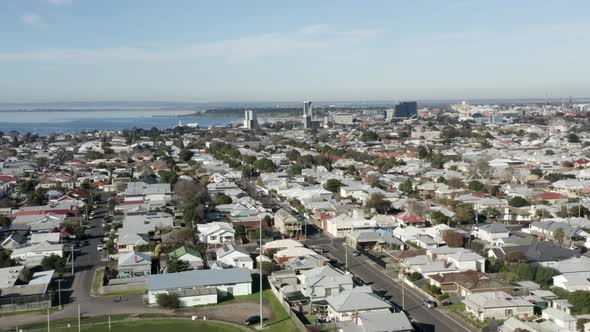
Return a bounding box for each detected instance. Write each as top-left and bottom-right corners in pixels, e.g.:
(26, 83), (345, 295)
(146, 268), (252, 306)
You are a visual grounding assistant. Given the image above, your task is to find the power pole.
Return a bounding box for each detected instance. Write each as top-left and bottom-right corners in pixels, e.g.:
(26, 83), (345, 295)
(47, 308), (51, 332)
(57, 279), (62, 307)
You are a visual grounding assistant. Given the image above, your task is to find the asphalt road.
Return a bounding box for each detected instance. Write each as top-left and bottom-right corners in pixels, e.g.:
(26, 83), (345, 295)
(305, 238), (475, 332)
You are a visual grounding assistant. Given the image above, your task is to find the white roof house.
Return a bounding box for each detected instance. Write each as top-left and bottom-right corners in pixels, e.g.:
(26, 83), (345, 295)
(0, 265), (25, 288)
(196, 222), (235, 245)
(326, 286), (391, 322)
(464, 291), (534, 322)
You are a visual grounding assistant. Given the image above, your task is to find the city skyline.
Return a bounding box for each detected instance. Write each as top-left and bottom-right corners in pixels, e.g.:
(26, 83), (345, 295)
(1, 1), (589, 102)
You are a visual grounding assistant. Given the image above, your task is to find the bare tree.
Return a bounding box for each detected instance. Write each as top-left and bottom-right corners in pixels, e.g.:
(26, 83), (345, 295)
(470, 159), (492, 179)
(406, 199), (430, 216)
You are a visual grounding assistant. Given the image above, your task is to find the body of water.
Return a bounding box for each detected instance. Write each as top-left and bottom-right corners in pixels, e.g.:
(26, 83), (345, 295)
(0, 110), (240, 136)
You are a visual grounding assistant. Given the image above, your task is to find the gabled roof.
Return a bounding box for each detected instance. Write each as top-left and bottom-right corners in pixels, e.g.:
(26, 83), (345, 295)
(169, 246), (202, 259)
(326, 286), (389, 312)
(118, 251), (151, 267)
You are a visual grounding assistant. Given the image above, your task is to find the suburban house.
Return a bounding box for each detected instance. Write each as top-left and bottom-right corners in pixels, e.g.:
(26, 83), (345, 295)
(146, 268), (252, 306)
(300, 265), (354, 302)
(116, 233), (149, 253)
(168, 246), (204, 270)
(262, 239), (304, 255)
(273, 246), (318, 264)
(124, 182), (172, 207)
(463, 291), (535, 322)
(274, 208), (301, 237)
(488, 243), (580, 268)
(338, 311), (414, 332)
(10, 241), (64, 264)
(196, 222), (235, 245)
(326, 286), (391, 322)
(474, 224), (510, 242)
(118, 251), (152, 278)
(215, 244), (254, 269)
(428, 270), (513, 297)
(393, 211), (427, 227)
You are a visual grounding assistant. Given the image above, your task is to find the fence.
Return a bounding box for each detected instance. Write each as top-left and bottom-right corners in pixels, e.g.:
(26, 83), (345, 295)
(0, 293), (52, 313)
(269, 280), (307, 332)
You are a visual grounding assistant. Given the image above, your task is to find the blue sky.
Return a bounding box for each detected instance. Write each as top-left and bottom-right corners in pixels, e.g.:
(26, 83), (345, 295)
(1, 0), (589, 102)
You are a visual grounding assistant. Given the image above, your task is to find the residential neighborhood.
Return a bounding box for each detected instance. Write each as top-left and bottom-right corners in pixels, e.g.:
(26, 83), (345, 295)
(2, 100), (590, 332)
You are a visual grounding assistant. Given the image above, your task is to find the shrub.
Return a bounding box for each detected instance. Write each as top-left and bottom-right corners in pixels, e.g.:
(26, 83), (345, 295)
(156, 293), (179, 309)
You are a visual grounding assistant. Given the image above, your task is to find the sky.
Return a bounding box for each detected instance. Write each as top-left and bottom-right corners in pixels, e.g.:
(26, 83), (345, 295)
(0, 0), (589, 103)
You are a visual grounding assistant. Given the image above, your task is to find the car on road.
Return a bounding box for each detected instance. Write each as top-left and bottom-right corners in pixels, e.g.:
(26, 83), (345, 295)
(423, 299), (436, 309)
(97, 243), (105, 251)
(244, 315), (261, 326)
(352, 250), (361, 257)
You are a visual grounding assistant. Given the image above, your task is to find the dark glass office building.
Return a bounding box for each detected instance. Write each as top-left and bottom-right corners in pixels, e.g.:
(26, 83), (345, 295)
(394, 101), (418, 118)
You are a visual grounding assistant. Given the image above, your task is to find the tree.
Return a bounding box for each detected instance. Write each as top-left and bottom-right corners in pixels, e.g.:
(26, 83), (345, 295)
(41, 254), (66, 273)
(178, 148), (194, 162)
(286, 149), (300, 161)
(323, 179), (343, 194)
(287, 164), (303, 176)
(442, 230), (464, 247)
(577, 318), (590, 332)
(156, 293), (179, 309)
(167, 256), (191, 273)
(19, 267), (33, 283)
(568, 133), (581, 143)
(365, 193), (391, 214)
(213, 193), (232, 205)
(447, 177), (464, 189)
(470, 159), (492, 179)
(484, 207), (500, 221)
(408, 272), (423, 282)
(509, 196), (529, 207)
(0, 249), (15, 268)
(398, 179), (413, 195)
(36, 157), (49, 169)
(454, 204), (475, 224)
(360, 130), (379, 142)
(467, 180), (484, 192)
(0, 215), (11, 228)
(554, 228), (566, 246)
(253, 158), (276, 172)
(469, 240), (485, 255)
(430, 210), (451, 225)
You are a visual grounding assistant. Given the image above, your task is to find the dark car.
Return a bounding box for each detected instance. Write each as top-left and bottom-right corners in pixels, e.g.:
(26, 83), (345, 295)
(244, 315), (261, 326)
(352, 250), (361, 257)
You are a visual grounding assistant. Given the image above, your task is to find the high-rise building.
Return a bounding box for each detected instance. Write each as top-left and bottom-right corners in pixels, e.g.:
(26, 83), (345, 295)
(303, 101), (312, 129)
(243, 110), (258, 129)
(394, 101), (418, 118)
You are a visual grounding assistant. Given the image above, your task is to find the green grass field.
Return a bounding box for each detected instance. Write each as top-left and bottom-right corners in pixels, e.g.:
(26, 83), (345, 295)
(54, 320), (243, 332)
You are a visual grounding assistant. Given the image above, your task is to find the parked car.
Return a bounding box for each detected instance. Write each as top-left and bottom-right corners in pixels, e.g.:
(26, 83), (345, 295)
(97, 244), (105, 251)
(352, 250), (361, 257)
(244, 315), (261, 326)
(423, 299), (436, 309)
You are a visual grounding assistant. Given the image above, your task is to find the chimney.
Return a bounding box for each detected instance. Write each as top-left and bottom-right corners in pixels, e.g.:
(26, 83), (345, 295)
(443, 259), (449, 268)
(135, 254), (138, 263)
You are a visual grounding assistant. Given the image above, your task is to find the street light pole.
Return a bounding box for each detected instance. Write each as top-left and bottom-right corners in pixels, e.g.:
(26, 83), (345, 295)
(71, 245), (75, 275)
(402, 268), (405, 311)
(259, 216), (263, 329)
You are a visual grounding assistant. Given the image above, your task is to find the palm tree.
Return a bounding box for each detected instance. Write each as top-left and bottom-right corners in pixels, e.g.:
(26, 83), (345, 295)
(554, 228), (565, 246)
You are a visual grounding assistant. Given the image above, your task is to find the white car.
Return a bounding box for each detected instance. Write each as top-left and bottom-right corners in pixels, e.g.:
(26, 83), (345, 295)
(97, 244), (105, 251)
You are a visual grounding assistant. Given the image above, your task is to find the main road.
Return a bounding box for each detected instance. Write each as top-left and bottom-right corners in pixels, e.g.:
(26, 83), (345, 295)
(305, 238), (475, 332)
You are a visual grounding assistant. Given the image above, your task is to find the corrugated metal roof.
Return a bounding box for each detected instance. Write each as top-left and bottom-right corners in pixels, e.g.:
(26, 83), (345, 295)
(147, 268), (252, 291)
